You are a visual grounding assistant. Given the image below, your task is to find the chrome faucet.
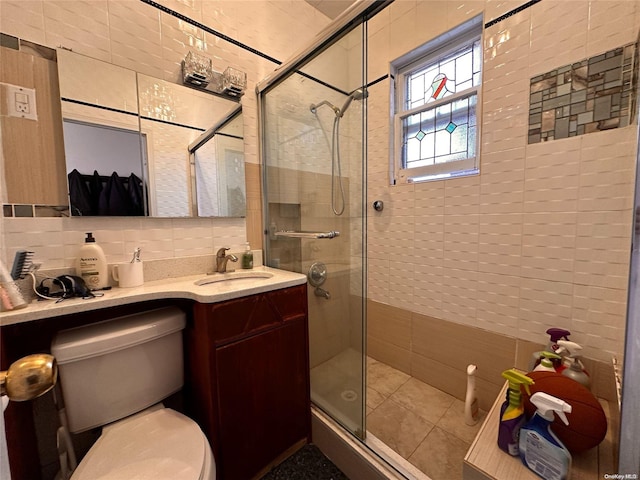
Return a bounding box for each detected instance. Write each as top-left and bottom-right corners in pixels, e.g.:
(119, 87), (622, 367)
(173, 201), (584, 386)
(215, 247), (238, 273)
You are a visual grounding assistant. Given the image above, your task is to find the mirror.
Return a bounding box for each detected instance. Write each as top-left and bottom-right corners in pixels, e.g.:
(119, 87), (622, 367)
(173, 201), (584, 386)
(57, 49), (245, 218)
(190, 107), (246, 217)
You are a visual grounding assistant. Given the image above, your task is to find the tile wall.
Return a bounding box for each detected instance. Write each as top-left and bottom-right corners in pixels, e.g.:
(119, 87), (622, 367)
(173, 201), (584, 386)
(2, 0), (639, 369)
(0, 0), (331, 268)
(366, 0), (640, 367)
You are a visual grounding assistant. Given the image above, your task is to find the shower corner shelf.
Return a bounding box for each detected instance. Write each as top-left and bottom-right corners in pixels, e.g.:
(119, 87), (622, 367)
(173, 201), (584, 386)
(463, 382), (613, 480)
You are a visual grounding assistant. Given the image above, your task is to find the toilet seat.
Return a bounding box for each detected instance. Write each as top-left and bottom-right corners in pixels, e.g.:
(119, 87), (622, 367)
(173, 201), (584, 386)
(71, 408), (210, 480)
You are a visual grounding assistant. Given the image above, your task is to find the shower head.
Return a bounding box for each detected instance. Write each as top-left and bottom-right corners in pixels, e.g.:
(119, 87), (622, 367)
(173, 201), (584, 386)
(350, 88), (368, 101)
(338, 88), (368, 117)
(310, 88), (368, 117)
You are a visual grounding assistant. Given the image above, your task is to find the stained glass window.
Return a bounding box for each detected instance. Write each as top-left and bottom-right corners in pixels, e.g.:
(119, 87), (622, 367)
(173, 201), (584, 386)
(392, 18), (483, 183)
(403, 93), (477, 169)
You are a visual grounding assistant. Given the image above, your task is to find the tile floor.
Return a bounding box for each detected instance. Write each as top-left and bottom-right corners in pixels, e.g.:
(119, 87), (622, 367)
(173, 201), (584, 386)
(366, 357), (486, 480)
(310, 352), (487, 480)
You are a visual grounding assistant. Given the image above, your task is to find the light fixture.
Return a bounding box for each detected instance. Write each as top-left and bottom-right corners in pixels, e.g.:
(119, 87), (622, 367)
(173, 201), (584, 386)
(221, 67), (247, 97)
(0, 354), (57, 401)
(181, 51), (246, 97)
(182, 51), (213, 88)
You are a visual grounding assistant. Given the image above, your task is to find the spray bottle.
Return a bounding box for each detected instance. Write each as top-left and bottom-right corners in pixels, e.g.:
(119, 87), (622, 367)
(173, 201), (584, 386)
(528, 328), (571, 371)
(532, 351), (562, 373)
(498, 369), (535, 456)
(557, 340), (591, 390)
(519, 392), (572, 480)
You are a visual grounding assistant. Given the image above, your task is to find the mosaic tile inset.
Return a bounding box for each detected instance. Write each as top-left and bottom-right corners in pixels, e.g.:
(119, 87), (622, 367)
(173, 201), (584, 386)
(528, 42), (637, 144)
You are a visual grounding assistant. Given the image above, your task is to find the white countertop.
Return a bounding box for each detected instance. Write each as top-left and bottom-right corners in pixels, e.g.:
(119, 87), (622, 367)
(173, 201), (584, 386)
(0, 266), (306, 327)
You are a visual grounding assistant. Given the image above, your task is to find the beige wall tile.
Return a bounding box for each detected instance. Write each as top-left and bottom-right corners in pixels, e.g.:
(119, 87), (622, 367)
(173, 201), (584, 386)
(367, 337), (411, 375)
(367, 300), (412, 350)
(411, 312), (516, 384)
(108, 1), (163, 79)
(515, 338), (542, 372)
(43, 1), (111, 62)
(581, 357), (618, 403)
(0, 1), (46, 45)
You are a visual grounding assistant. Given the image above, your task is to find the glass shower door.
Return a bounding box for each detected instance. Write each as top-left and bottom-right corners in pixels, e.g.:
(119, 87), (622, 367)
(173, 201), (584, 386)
(261, 24), (367, 437)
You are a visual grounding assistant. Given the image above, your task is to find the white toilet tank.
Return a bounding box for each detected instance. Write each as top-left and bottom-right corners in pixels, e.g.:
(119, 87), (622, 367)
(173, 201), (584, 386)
(51, 307), (186, 433)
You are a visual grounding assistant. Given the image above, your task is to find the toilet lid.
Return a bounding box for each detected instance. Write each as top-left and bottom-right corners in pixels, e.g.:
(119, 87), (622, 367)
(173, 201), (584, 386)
(71, 409), (206, 480)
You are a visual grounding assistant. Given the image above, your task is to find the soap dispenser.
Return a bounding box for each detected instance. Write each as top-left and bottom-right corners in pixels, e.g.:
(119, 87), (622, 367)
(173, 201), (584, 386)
(241, 242), (253, 269)
(75, 232), (108, 290)
(557, 340), (591, 390)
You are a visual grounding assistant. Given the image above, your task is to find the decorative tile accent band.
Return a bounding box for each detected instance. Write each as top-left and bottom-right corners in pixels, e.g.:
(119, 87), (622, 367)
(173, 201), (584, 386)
(528, 42), (637, 144)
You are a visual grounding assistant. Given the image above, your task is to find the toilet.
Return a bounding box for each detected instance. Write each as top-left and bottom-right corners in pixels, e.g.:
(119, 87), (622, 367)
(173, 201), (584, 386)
(51, 307), (215, 480)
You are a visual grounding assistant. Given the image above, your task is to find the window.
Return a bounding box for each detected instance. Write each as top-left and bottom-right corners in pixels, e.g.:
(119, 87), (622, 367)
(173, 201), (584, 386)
(392, 17), (483, 183)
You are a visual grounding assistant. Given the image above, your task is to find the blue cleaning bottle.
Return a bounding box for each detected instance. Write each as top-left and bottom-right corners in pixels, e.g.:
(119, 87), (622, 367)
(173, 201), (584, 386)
(519, 392), (573, 480)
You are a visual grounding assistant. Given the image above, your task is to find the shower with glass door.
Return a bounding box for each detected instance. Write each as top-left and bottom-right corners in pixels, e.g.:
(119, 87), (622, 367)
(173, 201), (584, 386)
(258, 11), (372, 440)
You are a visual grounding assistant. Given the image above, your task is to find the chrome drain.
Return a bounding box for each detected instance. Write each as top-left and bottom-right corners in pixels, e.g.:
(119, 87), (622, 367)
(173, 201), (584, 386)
(341, 389), (358, 402)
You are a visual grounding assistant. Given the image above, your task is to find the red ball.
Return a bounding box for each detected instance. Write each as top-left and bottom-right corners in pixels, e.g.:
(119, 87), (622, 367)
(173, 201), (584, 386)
(522, 371), (607, 453)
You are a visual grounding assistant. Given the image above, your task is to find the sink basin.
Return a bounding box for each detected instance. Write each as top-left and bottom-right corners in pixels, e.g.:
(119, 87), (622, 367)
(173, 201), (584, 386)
(194, 270), (274, 286)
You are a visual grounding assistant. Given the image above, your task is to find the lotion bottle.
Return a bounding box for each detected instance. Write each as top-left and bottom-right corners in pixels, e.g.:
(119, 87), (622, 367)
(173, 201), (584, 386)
(465, 364), (479, 426)
(519, 392), (572, 480)
(75, 232), (108, 290)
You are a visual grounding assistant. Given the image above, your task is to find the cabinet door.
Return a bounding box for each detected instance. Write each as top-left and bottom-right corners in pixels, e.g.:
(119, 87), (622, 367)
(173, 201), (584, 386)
(215, 317), (309, 480)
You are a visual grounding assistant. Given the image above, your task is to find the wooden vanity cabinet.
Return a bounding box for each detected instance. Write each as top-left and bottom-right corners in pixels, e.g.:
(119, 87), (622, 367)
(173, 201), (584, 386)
(186, 284), (311, 480)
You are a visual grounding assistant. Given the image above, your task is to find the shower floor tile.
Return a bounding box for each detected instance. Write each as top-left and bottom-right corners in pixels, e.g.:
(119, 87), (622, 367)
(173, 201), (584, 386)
(389, 377), (456, 425)
(408, 426), (470, 480)
(311, 353), (486, 480)
(367, 358), (487, 480)
(366, 397), (435, 459)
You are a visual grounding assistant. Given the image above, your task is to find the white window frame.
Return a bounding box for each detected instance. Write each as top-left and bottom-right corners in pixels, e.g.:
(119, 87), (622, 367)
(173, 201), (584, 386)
(391, 16), (483, 184)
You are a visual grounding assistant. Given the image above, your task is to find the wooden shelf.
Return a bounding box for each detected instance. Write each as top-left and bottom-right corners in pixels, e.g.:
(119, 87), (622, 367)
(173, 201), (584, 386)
(463, 383), (616, 480)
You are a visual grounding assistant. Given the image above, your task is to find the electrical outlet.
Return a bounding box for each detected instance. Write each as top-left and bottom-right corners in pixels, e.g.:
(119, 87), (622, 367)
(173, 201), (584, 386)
(4, 84), (38, 121)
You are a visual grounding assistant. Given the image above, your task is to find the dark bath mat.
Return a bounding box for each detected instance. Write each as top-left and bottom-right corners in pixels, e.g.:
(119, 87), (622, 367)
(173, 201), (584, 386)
(260, 444), (349, 480)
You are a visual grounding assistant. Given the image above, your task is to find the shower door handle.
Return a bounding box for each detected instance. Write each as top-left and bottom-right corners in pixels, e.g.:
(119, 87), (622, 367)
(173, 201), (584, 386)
(274, 230), (340, 239)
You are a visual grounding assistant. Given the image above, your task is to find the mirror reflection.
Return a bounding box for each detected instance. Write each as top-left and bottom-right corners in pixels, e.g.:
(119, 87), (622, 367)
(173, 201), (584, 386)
(57, 49), (245, 218)
(191, 108), (245, 217)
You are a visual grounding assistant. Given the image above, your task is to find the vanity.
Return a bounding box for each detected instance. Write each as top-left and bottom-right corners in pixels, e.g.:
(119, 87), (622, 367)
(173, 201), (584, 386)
(0, 267), (308, 480)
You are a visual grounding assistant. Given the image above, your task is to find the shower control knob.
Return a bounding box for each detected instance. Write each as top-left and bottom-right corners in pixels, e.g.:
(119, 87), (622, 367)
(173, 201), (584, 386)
(373, 200), (384, 212)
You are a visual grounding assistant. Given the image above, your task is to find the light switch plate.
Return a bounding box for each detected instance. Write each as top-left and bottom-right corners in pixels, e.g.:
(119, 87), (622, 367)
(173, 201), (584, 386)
(5, 84), (38, 121)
